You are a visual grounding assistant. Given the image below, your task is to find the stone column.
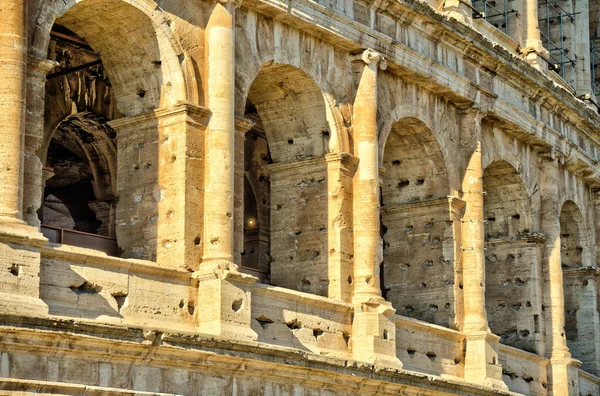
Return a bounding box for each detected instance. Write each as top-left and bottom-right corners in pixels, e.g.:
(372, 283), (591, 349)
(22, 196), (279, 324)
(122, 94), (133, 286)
(350, 49), (400, 369)
(521, 0), (548, 71)
(201, 0), (240, 274)
(325, 153), (358, 303)
(575, 0), (593, 97)
(539, 152), (579, 396)
(194, 0), (257, 341)
(459, 110), (507, 390)
(0, 2), (47, 316)
(0, 0), (27, 226)
(352, 49), (387, 304)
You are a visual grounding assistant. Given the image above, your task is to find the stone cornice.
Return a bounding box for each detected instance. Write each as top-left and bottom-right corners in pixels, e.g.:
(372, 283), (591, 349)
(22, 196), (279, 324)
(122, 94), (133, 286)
(41, 244), (192, 281)
(381, 196), (466, 217)
(108, 102), (212, 132)
(265, 157), (327, 177)
(0, 314), (517, 396)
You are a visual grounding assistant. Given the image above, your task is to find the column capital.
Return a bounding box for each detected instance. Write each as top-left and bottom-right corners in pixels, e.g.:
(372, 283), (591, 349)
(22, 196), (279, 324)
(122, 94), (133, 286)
(218, 0), (243, 9)
(361, 49), (387, 70)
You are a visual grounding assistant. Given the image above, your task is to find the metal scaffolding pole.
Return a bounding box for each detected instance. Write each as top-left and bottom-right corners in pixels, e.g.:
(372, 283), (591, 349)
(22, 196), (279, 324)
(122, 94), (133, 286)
(538, 0), (579, 83)
(472, 0), (518, 34)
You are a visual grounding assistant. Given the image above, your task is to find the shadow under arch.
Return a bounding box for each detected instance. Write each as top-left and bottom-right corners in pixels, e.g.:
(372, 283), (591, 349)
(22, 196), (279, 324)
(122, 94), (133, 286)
(241, 63), (333, 295)
(380, 116), (457, 328)
(560, 199), (597, 373)
(482, 160), (540, 354)
(42, 112), (118, 238)
(32, 0), (190, 116)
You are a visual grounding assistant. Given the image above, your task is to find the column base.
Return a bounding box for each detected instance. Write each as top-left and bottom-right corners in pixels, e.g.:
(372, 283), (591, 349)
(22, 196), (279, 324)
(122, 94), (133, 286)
(0, 218), (48, 317)
(351, 298), (402, 369)
(464, 331), (508, 391)
(547, 356), (580, 396)
(0, 216), (47, 247)
(194, 264), (258, 341)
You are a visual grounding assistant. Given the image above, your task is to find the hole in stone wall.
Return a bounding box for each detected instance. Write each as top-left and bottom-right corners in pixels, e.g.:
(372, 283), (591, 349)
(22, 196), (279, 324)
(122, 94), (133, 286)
(112, 292), (128, 312)
(511, 214), (520, 220)
(407, 348), (416, 357)
(426, 352), (437, 361)
(255, 316), (274, 329)
(397, 180), (409, 189)
(8, 264), (19, 277)
(391, 160), (401, 166)
(287, 139), (294, 145)
(313, 329), (325, 339)
(416, 179), (425, 185)
(70, 282), (102, 294)
(231, 299), (243, 312)
(187, 301), (195, 315)
(286, 319), (302, 330)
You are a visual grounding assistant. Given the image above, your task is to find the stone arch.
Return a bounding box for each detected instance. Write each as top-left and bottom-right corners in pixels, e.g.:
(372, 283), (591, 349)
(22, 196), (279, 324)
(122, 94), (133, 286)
(560, 199), (596, 371)
(560, 200), (591, 268)
(31, 0), (191, 116)
(381, 117), (450, 206)
(380, 116), (456, 328)
(483, 161), (533, 238)
(378, 101), (458, 190)
(241, 63), (331, 295)
(483, 160), (540, 353)
(237, 60), (350, 155)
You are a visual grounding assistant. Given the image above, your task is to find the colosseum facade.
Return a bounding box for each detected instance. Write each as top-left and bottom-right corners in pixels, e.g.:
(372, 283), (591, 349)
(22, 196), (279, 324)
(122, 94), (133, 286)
(1, 0), (600, 394)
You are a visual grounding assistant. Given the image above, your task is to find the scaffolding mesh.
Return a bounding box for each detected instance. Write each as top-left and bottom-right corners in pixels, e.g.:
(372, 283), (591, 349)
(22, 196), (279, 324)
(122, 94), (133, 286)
(471, 0), (518, 35)
(538, 0), (579, 82)
(591, 40), (600, 98)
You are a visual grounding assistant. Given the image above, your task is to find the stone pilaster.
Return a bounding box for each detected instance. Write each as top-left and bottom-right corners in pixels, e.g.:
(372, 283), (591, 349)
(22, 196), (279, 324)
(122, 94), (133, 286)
(351, 49), (400, 369)
(325, 153), (358, 303)
(539, 151), (579, 396)
(109, 104), (210, 271)
(459, 109), (507, 390)
(88, 198), (118, 238)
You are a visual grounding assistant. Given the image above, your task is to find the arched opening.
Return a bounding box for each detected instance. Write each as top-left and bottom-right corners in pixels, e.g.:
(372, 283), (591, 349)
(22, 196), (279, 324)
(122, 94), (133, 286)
(560, 200), (596, 372)
(380, 117), (455, 328)
(41, 23), (119, 255)
(483, 160), (539, 353)
(38, 0), (189, 262)
(241, 63), (331, 295)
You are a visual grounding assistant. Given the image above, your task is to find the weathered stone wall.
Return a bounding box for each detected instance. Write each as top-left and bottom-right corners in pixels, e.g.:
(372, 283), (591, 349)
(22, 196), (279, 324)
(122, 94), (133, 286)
(4, 0), (600, 394)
